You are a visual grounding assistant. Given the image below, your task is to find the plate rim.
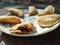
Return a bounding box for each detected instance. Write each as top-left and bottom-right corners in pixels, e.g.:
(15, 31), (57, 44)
(0, 9), (60, 37)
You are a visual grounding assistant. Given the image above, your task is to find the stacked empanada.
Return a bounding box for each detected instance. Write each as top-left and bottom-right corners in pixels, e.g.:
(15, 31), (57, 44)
(37, 5), (60, 28)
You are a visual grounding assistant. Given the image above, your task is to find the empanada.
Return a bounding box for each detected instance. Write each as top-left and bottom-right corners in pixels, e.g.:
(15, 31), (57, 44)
(10, 22), (34, 34)
(8, 8), (24, 17)
(38, 5), (54, 16)
(37, 14), (60, 28)
(29, 6), (38, 16)
(0, 16), (21, 24)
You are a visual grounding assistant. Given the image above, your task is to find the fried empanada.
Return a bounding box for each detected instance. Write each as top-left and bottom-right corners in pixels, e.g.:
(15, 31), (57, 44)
(29, 6), (38, 16)
(0, 16), (21, 24)
(38, 5), (54, 16)
(37, 14), (60, 28)
(8, 8), (24, 17)
(10, 22), (34, 34)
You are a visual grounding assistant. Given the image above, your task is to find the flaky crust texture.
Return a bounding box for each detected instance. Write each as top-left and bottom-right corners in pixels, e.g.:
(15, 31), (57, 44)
(37, 15), (60, 28)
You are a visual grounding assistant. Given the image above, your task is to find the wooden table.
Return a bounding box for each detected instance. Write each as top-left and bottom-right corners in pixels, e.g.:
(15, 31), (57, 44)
(0, 4), (60, 45)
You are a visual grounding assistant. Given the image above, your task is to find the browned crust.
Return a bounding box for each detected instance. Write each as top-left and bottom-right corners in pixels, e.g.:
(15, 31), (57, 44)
(29, 11), (38, 16)
(0, 16), (21, 24)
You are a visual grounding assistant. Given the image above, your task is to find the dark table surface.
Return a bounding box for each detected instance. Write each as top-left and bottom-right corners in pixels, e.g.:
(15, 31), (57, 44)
(0, 3), (60, 45)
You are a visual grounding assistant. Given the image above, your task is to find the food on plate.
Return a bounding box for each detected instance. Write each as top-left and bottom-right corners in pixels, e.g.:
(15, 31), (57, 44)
(8, 8), (24, 17)
(38, 5), (54, 16)
(10, 22), (34, 34)
(28, 6), (38, 16)
(37, 14), (60, 28)
(0, 16), (21, 24)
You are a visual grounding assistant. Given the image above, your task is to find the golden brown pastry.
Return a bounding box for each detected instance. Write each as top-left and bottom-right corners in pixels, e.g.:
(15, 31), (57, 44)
(38, 5), (54, 16)
(37, 14), (60, 28)
(10, 22), (34, 34)
(28, 6), (38, 16)
(0, 16), (21, 24)
(8, 8), (24, 17)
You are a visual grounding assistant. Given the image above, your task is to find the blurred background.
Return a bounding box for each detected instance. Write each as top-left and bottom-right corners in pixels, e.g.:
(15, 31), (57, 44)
(0, 0), (60, 45)
(0, 0), (59, 4)
(0, 0), (59, 7)
(0, 0), (60, 13)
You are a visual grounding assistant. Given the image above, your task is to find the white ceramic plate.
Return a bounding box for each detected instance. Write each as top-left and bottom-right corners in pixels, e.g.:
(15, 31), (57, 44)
(0, 22), (60, 37)
(0, 9), (60, 37)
